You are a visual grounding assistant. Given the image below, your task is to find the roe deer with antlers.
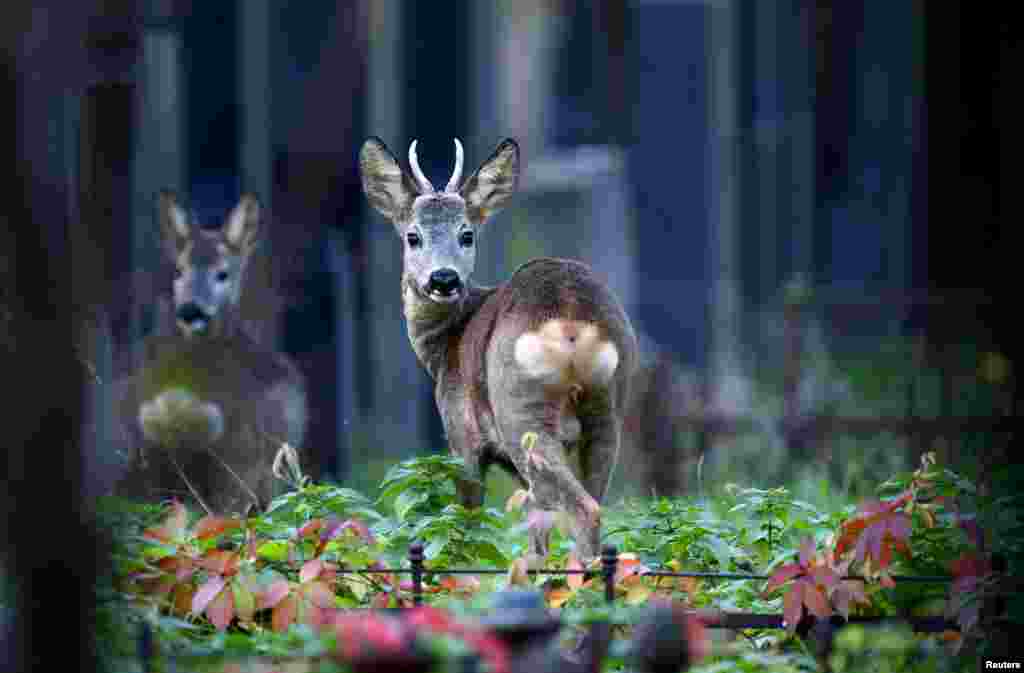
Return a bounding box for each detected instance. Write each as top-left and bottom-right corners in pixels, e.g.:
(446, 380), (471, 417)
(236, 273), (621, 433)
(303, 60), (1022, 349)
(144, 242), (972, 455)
(112, 192), (307, 514)
(359, 137), (637, 559)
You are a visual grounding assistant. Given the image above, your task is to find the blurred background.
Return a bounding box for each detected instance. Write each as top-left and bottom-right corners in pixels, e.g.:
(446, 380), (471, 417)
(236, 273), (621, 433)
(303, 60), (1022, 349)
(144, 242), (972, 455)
(3, 2), (1017, 668)
(5, 0), (1017, 506)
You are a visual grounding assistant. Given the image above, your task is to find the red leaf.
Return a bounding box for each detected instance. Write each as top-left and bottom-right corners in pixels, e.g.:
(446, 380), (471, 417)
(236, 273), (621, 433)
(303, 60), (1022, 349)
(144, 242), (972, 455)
(802, 579), (832, 618)
(197, 549), (240, 576)
(300, 559), (325, 584)
(840, 504), (912, 569)
(192, 575), (226, 614)
(783, 583), (803, 633)
(158, 555), (196, 583)
(194, 515), (242, 540)
(765, 563), (804, 593)
(811, 564), (835, 585)
(272, 593), (298, 632)
(682, 613), (711, 663)
(297, 518), (324, 539)
(143, 500), (189, 543)
(206, 584), (235, 630)
(799, 537), (815, 567)
(322, 517), (376, 545)
(406, 606), (456, 633)
(950, 553), (992, 581)
(361, 615), (407, 653)
(259, 580), (292, 609)
(566, 553), (586, 591)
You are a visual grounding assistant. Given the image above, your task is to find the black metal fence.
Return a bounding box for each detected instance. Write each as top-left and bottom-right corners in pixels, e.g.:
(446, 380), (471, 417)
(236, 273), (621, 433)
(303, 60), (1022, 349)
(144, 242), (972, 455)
(131, 542), (958, 672)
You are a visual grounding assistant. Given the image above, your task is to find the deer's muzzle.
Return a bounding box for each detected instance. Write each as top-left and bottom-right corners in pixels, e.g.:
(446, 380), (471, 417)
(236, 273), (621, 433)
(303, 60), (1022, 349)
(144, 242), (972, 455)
(176, 302), (212, 335)
(426, 268), (463, 302)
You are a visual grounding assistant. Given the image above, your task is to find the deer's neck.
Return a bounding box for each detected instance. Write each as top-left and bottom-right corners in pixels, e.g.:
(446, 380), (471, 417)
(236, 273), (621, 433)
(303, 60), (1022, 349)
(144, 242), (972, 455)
(402, 279), (494, 381)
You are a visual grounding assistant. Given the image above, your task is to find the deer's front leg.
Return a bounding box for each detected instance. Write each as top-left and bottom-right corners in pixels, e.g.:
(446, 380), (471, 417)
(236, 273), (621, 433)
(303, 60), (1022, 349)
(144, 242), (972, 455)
(439, 392), (489, 509)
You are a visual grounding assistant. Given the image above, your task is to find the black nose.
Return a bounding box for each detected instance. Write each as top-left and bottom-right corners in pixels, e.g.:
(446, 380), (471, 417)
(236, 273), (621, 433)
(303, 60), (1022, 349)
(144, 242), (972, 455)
(176, 303), (209, 326)
(427, 268), (462, 295)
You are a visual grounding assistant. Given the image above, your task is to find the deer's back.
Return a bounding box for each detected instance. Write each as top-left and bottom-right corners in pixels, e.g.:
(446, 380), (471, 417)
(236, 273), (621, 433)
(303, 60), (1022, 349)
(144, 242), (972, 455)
(497, 257), (632, 334)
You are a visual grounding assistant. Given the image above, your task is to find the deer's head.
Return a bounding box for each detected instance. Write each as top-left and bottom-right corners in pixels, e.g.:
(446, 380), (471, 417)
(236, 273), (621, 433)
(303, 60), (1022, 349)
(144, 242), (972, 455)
(158, 191), (260, 337)
(359, 137), (519, 304)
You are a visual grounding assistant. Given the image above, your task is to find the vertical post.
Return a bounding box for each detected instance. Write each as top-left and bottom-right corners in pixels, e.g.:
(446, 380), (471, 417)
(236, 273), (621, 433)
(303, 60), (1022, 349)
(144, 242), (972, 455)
(601, 545), (618, 605)
(409, 542), (425, 606)
(782, 276), (809, 454)
(707, 0), (743, 423)
(237, 0), (271, 210)
(906, 332), (927, 466)
(136, 1), (185, 344)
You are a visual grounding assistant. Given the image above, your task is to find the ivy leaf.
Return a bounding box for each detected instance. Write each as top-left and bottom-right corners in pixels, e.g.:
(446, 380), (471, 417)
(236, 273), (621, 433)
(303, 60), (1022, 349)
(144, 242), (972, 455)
(322, 517), (376, 546)
(300, 558), (326, 584)
(835, 498), (912, 569)
(424, 536), (448, 560)
(192, 575), (226, 615)
(259, 579), (291, 610)
(196, 549), (239, 577)
(143, 500), (189, 544)
(256, 540), (289, 562)
(765, 563), (804, 594)
(232, 577), (257, 622)
(193, 515), (242, 540)
(271, 593), (298, 633)
(783, 582), (804, 631)
(205, 584), (234, 630)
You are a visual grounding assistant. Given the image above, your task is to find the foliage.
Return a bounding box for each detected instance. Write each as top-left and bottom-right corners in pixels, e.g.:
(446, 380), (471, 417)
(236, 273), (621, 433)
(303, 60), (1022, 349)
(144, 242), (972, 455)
(89, 452), (1015, 672)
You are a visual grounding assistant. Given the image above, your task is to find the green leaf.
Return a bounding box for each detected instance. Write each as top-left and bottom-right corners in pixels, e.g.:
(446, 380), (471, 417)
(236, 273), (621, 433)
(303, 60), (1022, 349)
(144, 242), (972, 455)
(424, 536), (449, 560)
(394, 489), (429, 522)
(257, 541), (290, 562)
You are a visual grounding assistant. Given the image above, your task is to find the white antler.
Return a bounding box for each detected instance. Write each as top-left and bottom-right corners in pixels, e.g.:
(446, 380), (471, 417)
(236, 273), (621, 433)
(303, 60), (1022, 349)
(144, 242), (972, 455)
(445, 138), (465, 192)
(408, 140), (435, 193)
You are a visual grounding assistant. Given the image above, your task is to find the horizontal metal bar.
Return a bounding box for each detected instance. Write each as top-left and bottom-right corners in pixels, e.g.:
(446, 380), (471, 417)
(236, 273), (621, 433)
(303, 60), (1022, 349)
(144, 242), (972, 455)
(332, 568), (949, 583)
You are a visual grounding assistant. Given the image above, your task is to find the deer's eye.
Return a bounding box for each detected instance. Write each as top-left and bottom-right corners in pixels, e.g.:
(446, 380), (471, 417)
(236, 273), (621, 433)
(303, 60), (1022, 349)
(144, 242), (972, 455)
(406, 232), (422, 248)
(458, 230), (474, 248)
(173, 267), (184, 279)
(215, 270), (229, 282)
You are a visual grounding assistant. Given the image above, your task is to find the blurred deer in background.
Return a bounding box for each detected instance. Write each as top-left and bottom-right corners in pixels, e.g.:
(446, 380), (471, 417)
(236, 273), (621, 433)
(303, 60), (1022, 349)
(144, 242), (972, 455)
(359, 136), (637, 559)
(621, 350), (704, 497)
(112, 192), (307, 514)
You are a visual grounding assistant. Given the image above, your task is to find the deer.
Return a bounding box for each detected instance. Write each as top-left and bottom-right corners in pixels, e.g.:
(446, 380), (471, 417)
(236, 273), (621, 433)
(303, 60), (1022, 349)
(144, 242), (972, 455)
(359, 137), (638, 559)
(111, 191), (307, 515)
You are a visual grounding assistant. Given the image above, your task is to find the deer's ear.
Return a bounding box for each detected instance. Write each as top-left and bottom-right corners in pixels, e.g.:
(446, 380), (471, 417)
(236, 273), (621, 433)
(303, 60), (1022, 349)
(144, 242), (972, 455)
(158, 190), (190, 253)
(360, 137), (420, 226)
(225, 193), (261, 253)
(460, 138), (519, 226)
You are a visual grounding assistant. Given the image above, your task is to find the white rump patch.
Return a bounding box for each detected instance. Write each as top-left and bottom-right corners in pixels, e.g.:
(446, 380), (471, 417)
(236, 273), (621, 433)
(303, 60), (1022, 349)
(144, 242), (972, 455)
(513, 319), (620, 388)
(138, 388), (225, 448)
